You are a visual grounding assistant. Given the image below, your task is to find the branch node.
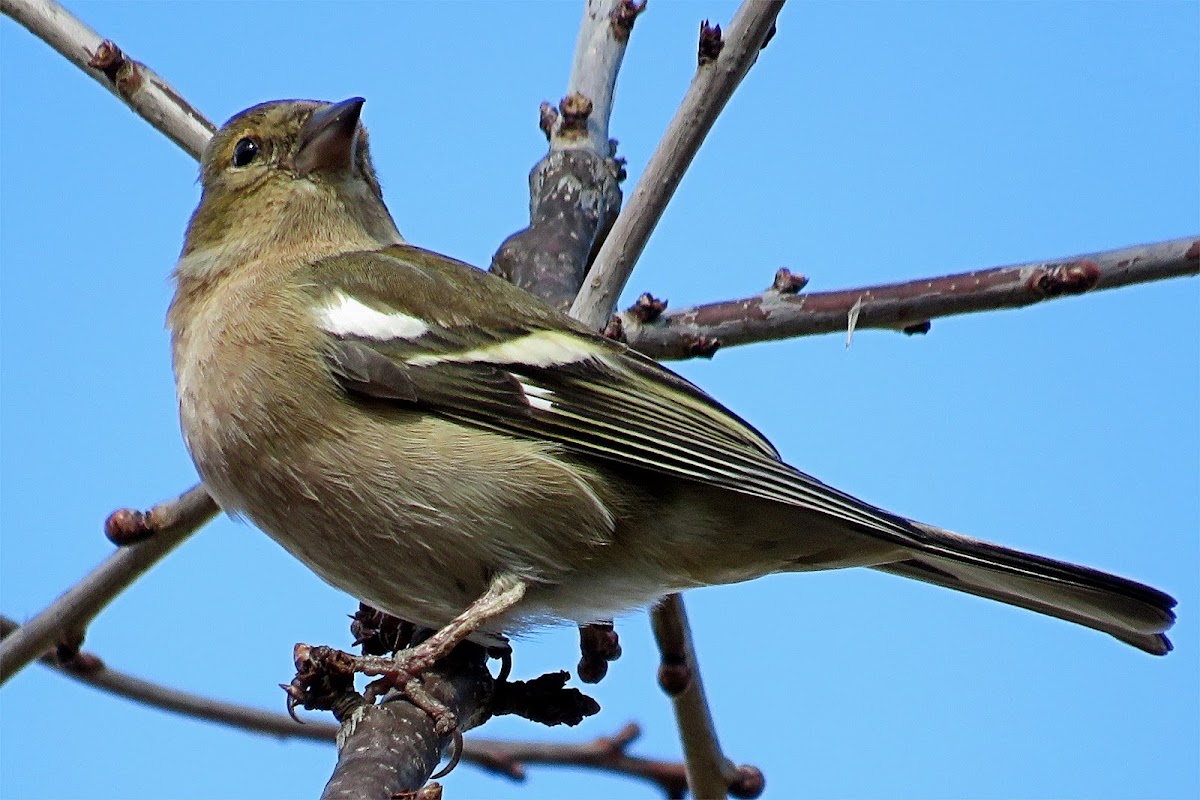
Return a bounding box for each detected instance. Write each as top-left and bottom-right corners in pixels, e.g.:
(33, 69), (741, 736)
(728, 764), (767, 799)
(686, 336), (722, 360)
(902, 320), (932, 335)
(492, 670), (600, 726)
(698, 21), (725, 66)
(104, 507), (155, 546)
(350, 603), (416, 656)
(629, 292), (668, 323)
(771, 267), (809, 294)
(1029, 259), (1101, 298)
(610, 0), (647, 42)
(86, 39), (124, 82)
(557, 92), (594, 139)
(604, 721), (643, 751)
(284, 643), (360, 719)
(602, 314), (627, 343)
(577, 621), (622, 684)
(86, 39), (142, 95)
(657, 656), (692, 696)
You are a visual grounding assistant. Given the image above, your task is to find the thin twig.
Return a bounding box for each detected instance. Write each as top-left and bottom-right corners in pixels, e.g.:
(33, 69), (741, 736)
(570, 0), (786, 330)
(0, 614), (340, 742)
(651, 595), (764, 800)
(1, 0), (215, 158)
(622, 236), (1200, 360)
(563, 0), (643, 155)
(465, 722), (691, 798)
(0, 485), (218, 685)
(1, 615), (687, 796)
(650, 595), (728, 797)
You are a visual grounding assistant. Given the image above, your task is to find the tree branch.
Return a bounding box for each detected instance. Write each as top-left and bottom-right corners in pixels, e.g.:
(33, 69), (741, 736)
(1, 0), (215, 158)
(320, 647), (496, 800)
(1, 615), (689, 797)
(0, 485), (218, 685)
(465, 722), (691, 799)
(651, 595), (765, 800)
(564, 0), (641, 155)
(570, 0), (786, 330)
(621, 236), (1200, 359)
(489, 0), (642, 310)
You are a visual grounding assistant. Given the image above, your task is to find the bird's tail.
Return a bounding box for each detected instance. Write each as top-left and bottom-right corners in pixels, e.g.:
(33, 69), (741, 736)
(874, 522), (1176, 655)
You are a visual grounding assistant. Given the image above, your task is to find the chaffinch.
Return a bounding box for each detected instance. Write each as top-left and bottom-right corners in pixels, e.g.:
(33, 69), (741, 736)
(168, 98), (1175, 662)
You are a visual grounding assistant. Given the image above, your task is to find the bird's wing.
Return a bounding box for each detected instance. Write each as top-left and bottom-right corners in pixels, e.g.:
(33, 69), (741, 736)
(303, 245), (917, 543)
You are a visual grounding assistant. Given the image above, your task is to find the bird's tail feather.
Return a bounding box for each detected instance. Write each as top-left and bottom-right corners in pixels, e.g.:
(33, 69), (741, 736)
(874, 522), (1176, 655)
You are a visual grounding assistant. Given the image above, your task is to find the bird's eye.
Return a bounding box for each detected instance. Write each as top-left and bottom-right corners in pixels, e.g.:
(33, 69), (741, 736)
(231, 138), (260, 168)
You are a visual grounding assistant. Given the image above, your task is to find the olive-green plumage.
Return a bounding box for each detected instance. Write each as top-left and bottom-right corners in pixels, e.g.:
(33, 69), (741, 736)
(170, 99), (1176, 655)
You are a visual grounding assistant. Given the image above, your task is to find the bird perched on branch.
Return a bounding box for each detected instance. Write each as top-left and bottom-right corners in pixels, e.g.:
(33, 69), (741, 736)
(169, 98), (1175, 680)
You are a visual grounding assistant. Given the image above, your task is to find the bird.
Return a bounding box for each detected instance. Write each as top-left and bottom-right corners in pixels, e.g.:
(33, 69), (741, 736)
(168, 97), (1175, 674)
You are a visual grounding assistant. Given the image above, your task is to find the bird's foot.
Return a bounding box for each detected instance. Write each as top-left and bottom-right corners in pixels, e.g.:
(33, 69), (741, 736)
(283, 575), (527, 734)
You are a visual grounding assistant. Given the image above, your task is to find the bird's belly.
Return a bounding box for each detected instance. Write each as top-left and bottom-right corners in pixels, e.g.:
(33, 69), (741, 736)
(190, 404), (630, 636)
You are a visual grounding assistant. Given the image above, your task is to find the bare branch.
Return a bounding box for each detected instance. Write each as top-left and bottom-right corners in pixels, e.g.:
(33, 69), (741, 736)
(565, 0), (643, 154)
(489, 0), (644, 310)
(623, 236), (1200, 360)
(465, 722), (691, 798)
(321, 650), (495, 800)
(1, 615), (688, 795)
(570, 0), (787, 330)
(0, 614), (341, 743)
(651, 595), (765, 800)
(1, 0), (215, 158)
(0, 485), (218, 685)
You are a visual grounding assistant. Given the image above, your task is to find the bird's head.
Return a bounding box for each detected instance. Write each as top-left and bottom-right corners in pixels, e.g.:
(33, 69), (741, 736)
(178, 98), (402, 279)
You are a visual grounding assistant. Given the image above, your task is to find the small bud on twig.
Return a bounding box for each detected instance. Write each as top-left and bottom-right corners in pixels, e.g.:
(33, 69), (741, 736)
(104, 507), (155, 546)
(902, 320), (932, 335)
(602, 314), (627, 342)
(687, 336), (721, 359)
(771, 267), (809, 294)
(699, 21), (725, 66)
(609, 0), (647, 42)
(557, 93), (594, 138)
(628, 292), (668, 323)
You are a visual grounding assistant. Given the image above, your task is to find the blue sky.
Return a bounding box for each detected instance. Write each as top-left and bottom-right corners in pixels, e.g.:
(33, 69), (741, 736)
(2, 2), (1197, 798)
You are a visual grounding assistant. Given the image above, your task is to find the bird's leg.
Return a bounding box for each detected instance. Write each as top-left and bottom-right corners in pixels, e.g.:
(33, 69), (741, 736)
(349, 575), (526, 732)
(397, 574), (526, 674)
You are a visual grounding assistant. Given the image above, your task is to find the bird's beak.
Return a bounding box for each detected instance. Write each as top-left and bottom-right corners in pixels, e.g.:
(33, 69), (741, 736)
(295, 97), (365, 177)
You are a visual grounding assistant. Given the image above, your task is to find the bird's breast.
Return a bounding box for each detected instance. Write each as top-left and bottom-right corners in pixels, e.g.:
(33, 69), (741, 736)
(171, 281), (334, 512)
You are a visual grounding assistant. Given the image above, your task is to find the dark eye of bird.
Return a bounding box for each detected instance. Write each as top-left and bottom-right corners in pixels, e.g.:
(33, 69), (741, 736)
(231, 138), (260, 168)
